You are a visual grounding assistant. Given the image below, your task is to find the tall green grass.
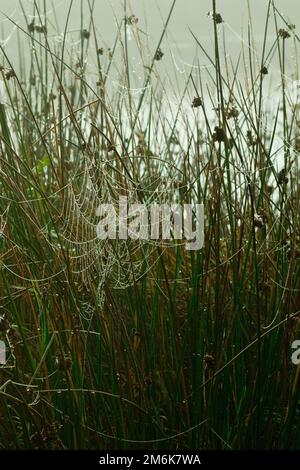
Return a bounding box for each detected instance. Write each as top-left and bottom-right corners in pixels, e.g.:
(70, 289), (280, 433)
(0, 0), (300, 449)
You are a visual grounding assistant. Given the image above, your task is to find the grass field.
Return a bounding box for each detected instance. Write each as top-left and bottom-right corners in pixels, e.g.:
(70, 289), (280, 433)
(0, 0), (300, 450)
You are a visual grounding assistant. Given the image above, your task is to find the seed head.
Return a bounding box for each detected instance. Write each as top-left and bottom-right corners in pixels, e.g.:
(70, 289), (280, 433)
(5, 70), (16, 81)
(126, 15), (139, 25)
(212, 126), (226, 143)
(55, 354), (72, 371)
(226, 106), (239, 119)
(81, 29), (90, 40)
(279, 29), (291, 39)
(246, 130), (258, 147)
(35, 25), (47, 34)
(277, 168), (288, 185)
(28, 20), (35, 33)
(192, 96), (203, 108)
(208, 11), (223, 24)
(154, 48), (164, 61)
(144, 374), (153, 386)
(203, 354), (214, 369)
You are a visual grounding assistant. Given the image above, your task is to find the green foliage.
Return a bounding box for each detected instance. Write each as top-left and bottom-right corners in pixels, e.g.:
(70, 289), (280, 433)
(0, 0), (300, 450)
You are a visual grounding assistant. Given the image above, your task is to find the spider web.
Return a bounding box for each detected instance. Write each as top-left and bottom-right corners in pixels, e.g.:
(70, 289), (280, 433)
(47, 149), (165, 308)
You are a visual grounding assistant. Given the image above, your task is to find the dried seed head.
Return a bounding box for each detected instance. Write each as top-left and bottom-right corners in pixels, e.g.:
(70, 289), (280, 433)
(203, 354), (214, 369)
(97, 48), (104, 55)
(144, 374), (153, 386)
(48, 421), (63, 437)
(226, 106), (239, 119)
(55, 355), (72, 371)
(246, 129), (258, 147)
(212, 126), (226, 143)
(126, 15), (139, 25)
(261, 66), (268, 75)
(28, 20), (35, 33)
(208, 11), (223, 24)
(35, 25), (47, 34)
(30, 431), (47, 449)
(279, 29), (291, 39)
(277, 168), (288, 185)
(192, 96), (203, 108)
(154, 48), (164, 61)
(5, 70), (16, 81)
(81, 29), (90, 40)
